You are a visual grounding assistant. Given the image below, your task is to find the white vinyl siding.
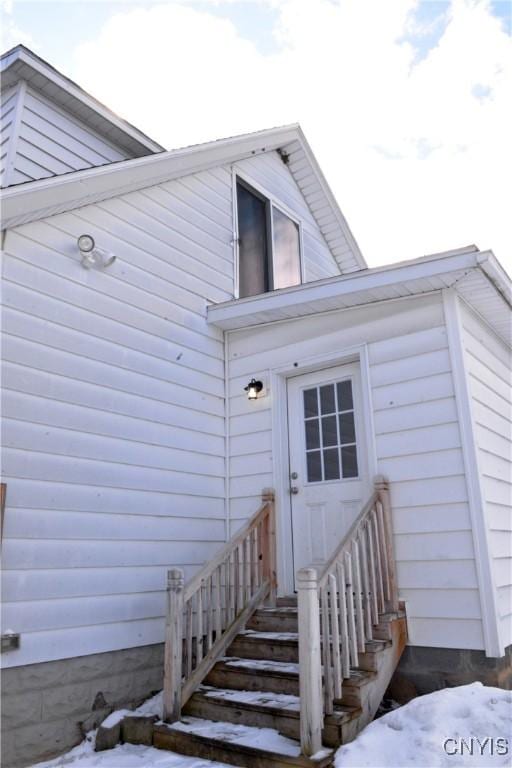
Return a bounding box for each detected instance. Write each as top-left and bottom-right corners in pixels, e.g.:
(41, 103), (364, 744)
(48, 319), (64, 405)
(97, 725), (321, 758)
(1, 166), (233, 668)
(227, 293), (485, 651)
(3, 86), (132, 187)
(460, 300), (512, 652)
(235, 151), (341, 282)
(1, 148), (343, 668)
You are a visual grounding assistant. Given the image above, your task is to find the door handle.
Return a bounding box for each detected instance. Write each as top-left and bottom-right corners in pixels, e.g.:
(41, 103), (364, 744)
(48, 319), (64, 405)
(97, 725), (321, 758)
(290, 486), (299, 495)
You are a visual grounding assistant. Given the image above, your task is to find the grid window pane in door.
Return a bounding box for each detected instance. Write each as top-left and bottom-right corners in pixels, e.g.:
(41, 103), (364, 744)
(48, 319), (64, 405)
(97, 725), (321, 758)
(303, 379), (359, 482)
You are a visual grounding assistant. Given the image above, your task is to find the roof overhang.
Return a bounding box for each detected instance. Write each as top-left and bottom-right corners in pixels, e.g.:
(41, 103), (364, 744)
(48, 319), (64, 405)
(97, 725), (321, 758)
(0, 45), (164, 157)
(0, 123), (366, 272)
(207, 247), (512, 346)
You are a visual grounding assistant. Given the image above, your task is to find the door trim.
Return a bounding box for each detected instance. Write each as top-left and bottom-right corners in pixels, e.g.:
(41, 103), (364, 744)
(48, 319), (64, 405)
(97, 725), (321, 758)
(270, 343), (377, 595)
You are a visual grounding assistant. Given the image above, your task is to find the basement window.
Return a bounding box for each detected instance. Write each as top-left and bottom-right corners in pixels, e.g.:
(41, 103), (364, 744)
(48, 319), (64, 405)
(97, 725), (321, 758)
(236, 178), (302, 298)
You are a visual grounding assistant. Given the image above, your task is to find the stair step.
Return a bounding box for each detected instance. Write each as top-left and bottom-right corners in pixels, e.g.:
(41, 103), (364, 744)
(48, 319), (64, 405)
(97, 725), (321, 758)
(247, 609), (298, 633)
(229, 631), (299, 663)
(248, 606), (405, 636)
(276, 596), (298, 607)
(230, 630), (390, 669)
(205, 656), (376, 708)
(184, 685), (360, 747)
(154, 717), (333, 768)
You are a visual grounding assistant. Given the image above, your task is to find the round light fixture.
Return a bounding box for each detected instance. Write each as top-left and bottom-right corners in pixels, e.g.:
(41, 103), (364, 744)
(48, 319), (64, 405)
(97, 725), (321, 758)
(77, 234), (95, 253)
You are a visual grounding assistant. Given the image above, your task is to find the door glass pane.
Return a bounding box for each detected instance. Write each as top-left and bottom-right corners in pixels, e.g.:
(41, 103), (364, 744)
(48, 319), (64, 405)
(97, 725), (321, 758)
(307, 451), (322, 482)
(321, 416), (338, 447)
(272, 206), (301, 290)
(337, 380), (353, 410)
(341, 445), (358, 478)
(303, 388), (318, 418)
(320, 384), (335, 414)
(323, 448), (340, 480)
(339, 412), (356, 444)
(305, 419), (320, 450)
(237, 182), (269, 298)
(302, 377), (358, 482)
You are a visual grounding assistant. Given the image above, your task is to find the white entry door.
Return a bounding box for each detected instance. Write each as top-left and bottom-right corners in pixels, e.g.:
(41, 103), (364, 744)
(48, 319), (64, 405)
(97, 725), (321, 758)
(287, 363), (369, 583)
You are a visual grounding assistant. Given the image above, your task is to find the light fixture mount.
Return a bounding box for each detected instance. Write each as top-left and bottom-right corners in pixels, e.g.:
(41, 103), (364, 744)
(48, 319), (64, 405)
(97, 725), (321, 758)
(244, 378), (263, 401)
(77, 234), (116, 270)
(77, 234), (95, 253)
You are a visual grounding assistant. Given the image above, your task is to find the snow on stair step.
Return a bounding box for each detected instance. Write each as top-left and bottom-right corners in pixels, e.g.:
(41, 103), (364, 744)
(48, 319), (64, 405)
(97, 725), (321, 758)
(223, 657), (300, 674)
(259, 606), (298, 613)
(199, 686), (301, 711)
(238, 630), (299, 641)
(168, 716), (302, 757)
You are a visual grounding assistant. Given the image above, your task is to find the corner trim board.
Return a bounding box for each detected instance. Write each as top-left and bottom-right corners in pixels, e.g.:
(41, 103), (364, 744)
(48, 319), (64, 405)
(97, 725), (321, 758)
(442, 288), (502, 658)
(2, 79), (26, 188)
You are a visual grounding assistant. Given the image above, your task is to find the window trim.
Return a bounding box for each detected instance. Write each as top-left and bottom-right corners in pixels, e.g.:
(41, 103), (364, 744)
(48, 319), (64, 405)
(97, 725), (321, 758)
(232, 167), (305, 299)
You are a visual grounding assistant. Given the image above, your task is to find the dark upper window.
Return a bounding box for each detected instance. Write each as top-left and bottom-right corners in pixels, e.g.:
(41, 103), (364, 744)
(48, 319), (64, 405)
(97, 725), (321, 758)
(236, 178), (302, 298)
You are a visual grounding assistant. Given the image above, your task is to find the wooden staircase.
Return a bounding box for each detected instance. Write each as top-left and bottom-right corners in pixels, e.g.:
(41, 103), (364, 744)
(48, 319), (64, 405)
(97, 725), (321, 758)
(153, 479), (407, 767)
(154, 596), (406, 766)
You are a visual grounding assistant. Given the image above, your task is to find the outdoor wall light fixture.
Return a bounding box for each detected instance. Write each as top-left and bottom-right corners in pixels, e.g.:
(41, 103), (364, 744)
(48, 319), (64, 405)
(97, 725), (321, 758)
(244, 378), (263, 400)
(77, 234), (116, 270)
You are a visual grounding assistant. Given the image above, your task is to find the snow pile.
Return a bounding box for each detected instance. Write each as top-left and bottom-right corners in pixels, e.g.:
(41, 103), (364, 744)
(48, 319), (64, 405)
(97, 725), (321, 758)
(31, 691), (231, 768)
(335, 682), (511, 767)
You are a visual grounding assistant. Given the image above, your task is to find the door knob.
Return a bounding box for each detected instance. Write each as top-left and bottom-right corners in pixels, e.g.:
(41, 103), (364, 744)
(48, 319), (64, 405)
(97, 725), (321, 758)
(290, 486), (299, 495)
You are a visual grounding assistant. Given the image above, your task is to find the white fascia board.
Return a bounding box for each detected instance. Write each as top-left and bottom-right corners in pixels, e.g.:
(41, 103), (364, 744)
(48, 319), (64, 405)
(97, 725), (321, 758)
(0, 125), (301, 229)
(0, 46), (164, 155)
(477, 250), (512, 308)
(207, 249), (482, 328)
(295, 126), (366, 270)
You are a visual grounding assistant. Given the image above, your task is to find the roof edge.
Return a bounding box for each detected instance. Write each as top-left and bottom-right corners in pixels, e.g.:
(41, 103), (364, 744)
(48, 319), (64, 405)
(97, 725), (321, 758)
(0, 44), (165, 155)
(294, 126), (366, 270)
(0, 124), (307, 226)
(206, 248), (487, 327)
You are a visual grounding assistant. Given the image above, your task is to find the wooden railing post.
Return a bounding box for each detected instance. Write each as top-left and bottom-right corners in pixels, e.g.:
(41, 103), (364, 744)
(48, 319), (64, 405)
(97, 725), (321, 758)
(297, 566), (323, 757)
(163, 568), (184, 723)
(261, 488), (277, 606)
(374, 475), (399, 612)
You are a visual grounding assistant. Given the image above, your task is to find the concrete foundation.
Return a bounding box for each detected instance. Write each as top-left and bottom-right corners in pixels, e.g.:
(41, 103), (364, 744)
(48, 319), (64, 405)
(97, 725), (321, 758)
(1, 643), (164, 768)
(3, 641), (511, 767)
(388, 643), (512, 703)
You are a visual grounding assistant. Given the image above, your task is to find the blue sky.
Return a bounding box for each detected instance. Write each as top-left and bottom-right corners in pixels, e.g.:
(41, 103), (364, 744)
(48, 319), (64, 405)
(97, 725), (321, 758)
(4, 0), (510, 68)
(2, 0), (511, 268)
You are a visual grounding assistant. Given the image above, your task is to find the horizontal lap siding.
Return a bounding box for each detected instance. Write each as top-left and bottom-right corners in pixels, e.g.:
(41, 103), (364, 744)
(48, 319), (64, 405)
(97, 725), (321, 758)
(228, 293), (484, 649)
(9, 87), (132, 185)
(235, 152), (340, 281)
(1, 166), (234, 668)
(460, 301), (512, 651)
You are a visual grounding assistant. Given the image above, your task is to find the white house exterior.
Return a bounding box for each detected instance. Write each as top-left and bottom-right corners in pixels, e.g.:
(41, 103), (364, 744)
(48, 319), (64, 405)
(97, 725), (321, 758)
(1, 46), (511, 768)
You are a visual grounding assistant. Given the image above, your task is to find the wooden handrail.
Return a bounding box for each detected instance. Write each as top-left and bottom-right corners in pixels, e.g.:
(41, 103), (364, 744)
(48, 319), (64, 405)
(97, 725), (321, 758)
(184, 493), (274, 602)
(316, 491), (379, 589)
(297, 476), (398, 757)
(163, 489), (276, 723)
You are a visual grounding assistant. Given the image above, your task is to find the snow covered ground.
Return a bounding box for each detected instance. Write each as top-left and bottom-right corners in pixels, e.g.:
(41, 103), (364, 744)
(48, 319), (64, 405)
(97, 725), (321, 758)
(30, 682), (511, 768)
(336, 682), (511, 767)
(30, 693), (233, 768)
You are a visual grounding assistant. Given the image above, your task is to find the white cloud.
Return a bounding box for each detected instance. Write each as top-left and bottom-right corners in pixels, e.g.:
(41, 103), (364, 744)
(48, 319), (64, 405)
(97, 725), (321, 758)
(72, 0), (511, 270)
(0, 0), (35, 50)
